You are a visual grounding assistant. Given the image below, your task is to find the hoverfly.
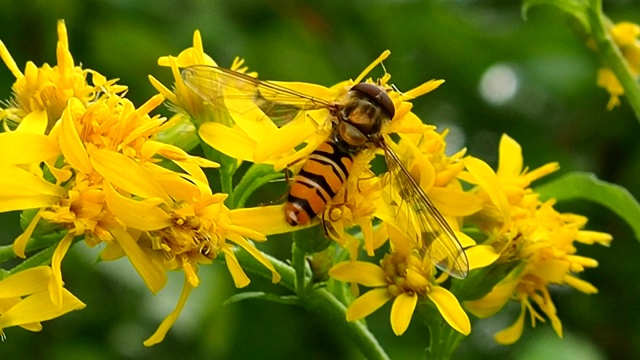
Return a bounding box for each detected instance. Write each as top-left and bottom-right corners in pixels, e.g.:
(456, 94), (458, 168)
(181, 63), (469, 279)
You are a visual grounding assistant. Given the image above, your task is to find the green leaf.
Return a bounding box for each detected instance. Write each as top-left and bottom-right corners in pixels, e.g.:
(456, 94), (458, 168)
(535, 172), (640, 241)
(521, 0), (591, 33)
(232, 163), (284, 209)
(7, 243), (57, 274)
(156, 116), (200, 153)
(452, 261), (523, 301)
(0, 230), (67, 263)
(223, 292), (300, 306)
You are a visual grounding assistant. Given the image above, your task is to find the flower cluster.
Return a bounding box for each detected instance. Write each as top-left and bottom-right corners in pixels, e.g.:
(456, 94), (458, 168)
(461, 134), (611, 344)
(596, 22), (640, 109)
(0, 21), (279, 345)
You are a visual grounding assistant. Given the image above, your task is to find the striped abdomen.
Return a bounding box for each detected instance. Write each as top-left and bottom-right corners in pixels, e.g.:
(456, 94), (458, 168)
(284, 139), (354, 226)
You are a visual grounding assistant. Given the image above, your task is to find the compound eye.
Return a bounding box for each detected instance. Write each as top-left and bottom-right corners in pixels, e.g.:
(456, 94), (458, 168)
(351, 83), (395, 120)
(339, 122), (367, 146)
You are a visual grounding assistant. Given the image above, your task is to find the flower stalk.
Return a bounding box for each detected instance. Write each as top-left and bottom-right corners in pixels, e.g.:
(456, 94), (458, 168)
(233, 248), (391, 360)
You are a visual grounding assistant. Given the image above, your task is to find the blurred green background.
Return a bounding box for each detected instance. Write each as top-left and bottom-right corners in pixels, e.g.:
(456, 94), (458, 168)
(1, 1), (639, 359)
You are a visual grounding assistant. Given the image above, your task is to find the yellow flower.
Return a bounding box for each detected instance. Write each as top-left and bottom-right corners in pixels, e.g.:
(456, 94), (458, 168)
(596, 22), (640, 109)
(0, 20), (126, 131)
(461, 134), (611, 344)
(597, 68), (624, 110)
(0, 266), (85, 336)
(329, 224), (471, 336)
(104, 174), (281, 346)
(0, 24), (280, 343)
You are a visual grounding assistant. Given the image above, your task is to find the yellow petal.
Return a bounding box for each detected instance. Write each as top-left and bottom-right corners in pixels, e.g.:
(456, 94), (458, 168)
(390, 292), (417, 335)
(13, 211), (42, 259)
(464, 271), (521, 318)
(16, 110), (48, 134)
(150, 168), (205, 203)
(59, 99), (92, 174)
(566, 255), (598, 269)
(227, 234), (280, 284)
(575, 230), (612, 246)
(0, 39), (23, 78)
(224, 224), (266, 242)
(56, 20), (74, 72)
(172, 159), (211, 188)
(564, 275), (598, 294)
(148, 75), (179, 105)
(401, 79), (445, 100)
(0, 288), (85, 331)
(0, 267), (52, 297)
(427, 286), (471, 335)
(353, 50), (390, 84)
(108, 225), (167, 293)
(428, 187), (482, 217)
(136, 94), (165, 117)
(99, 241), (126, 261)
(389, 111), (427, 134)
(455, 230), (476, 248)
(329, 262), (388, 287)
(464, 156), (510, 221)
(90, 149), (170, 202)
(223, 248), (251, 288)
(611, 22), (640, 46)
(253, 119), (318, 163)
(104, 181), (172, 231)
(224, 89), (279, 142)
(346, 288), (393, 321)
(524, 162), (559, 183)
(0, 131), (60, 165)
(497, 134), (522, 177)
(528, 259), (570, 284)
(199, 122), (258, 162)
(230, 205), (299, 236)
(0, 165), (64, 212)
(49, 233), (73, 308)
(466, 245), (499, 270)
(494, 304), (526, 345)
(143, 278), (193, 346)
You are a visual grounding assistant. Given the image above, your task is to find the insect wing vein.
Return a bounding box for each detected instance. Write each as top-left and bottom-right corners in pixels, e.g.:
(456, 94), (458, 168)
(181, 65), (333, 127)
(381, 138), (469, 279)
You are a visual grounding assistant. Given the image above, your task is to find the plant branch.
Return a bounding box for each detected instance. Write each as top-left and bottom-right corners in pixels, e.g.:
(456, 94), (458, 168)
(233, 248), (390, 360)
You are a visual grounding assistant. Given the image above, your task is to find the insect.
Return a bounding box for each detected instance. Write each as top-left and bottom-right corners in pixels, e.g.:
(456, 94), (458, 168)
(181, 64), (469, 279)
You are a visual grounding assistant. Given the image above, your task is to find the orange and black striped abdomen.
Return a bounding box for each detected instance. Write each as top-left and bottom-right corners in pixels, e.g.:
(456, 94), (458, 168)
(284, 140), (354, 226)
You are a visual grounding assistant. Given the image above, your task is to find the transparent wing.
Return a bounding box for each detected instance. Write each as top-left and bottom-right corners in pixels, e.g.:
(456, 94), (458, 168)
(181, 65), (334, 126)
(380, 138), (469, 279)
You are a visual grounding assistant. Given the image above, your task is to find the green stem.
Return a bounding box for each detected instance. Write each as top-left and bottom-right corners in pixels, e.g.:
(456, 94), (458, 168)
(234, 249), (390, 360)
(200, 142), (236, 207)
(426, 322), (465, 360)
(590, 0), (640, 123)
(220, 167), (234, 204)
(0, 231), (65, 264)
(291, 243), (307, 294)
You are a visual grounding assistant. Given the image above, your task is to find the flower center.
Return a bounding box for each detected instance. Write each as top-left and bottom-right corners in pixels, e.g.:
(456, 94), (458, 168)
(381, 251), (431, 297)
